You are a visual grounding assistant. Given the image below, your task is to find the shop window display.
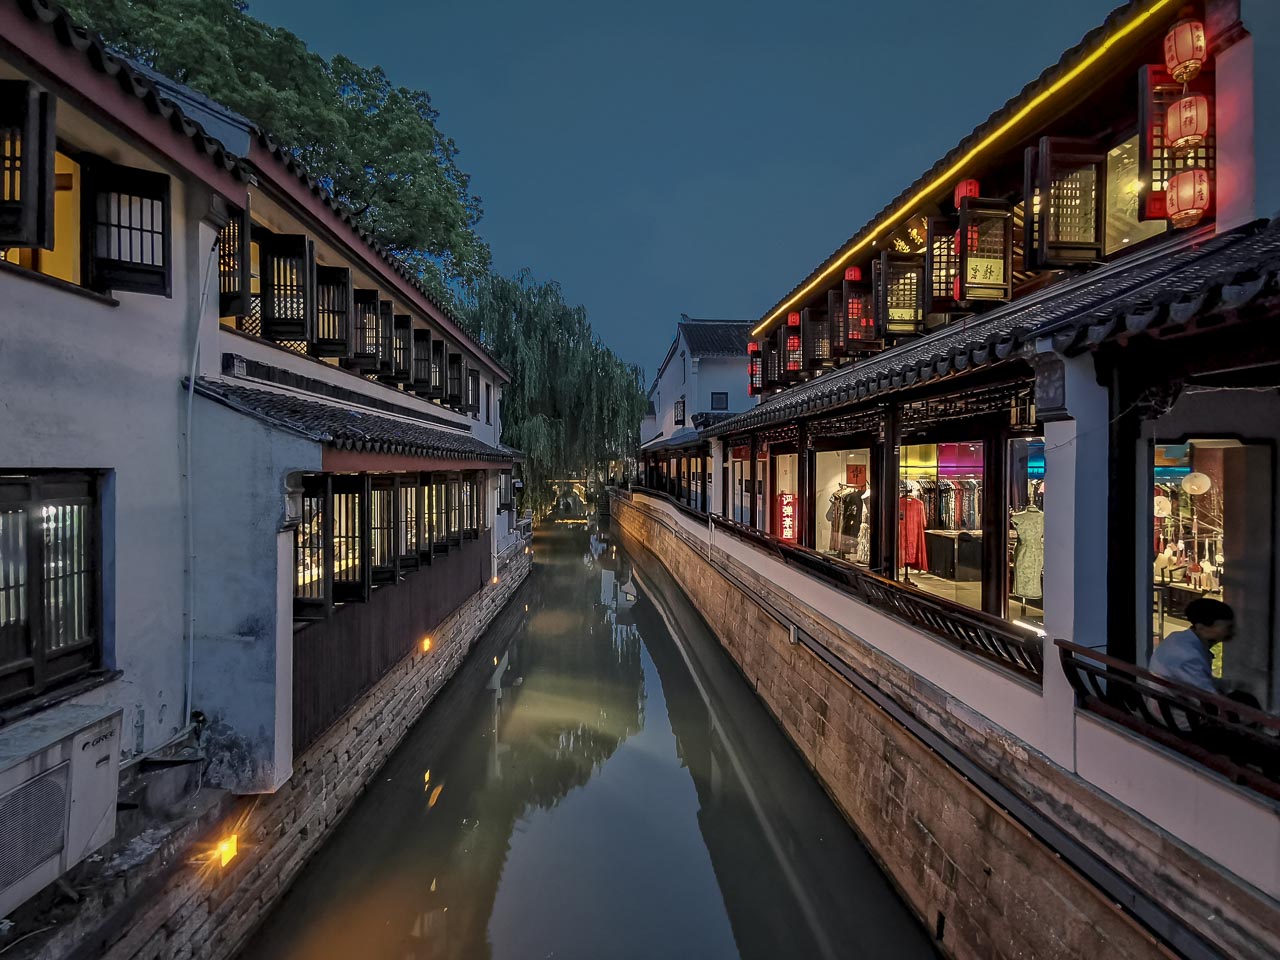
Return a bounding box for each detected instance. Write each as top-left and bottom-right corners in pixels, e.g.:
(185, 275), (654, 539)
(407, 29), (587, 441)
(898, 442), (985, 611)
(772, 452), (798, 542)
(1007, 437), (1046, 626)
(730, 447), (750, 523)
(1148, 438), (1273, 705)
(816, 448), (872, 565)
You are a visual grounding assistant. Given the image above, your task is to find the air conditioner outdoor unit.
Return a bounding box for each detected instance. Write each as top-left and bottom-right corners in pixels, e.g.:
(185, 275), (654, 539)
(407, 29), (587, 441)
(0, 703), (121, 918)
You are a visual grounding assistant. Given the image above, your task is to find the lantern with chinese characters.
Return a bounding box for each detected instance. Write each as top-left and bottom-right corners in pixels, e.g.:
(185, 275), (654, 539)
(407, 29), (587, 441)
(1164, 18), (1207, 84)
(1165, 168), (1210, 228)
(787, 311), (801, 327)
(953, 179), (980, 207)
(1167, 93), (1209, 152)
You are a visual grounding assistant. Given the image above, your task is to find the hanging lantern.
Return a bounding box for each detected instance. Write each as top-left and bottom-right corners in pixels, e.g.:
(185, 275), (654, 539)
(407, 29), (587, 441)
(953, 179), (980, 207)
(844, 266), (862, 282)
(1182, 472), (1212, 495)
(1164, 18), (1207, 84)
(1166, 93), (1209, 152)
(787, 311), (801, 327)
(747, 340), (760, 354)
(1165, 168), (1211, 228)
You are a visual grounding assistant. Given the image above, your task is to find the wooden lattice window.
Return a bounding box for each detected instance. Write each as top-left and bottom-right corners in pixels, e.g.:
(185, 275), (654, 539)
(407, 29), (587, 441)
(369, 478), (396, 582)
(747, 340), (763, 395)
(218, 204), (252, 318)
(294, 474), (331, 618)
(429, 339), (446, 397)
(347, 289), (381, 369)
(256, 231), (315, 341)
(957, 197), (1013, 302)
(0, 80), (55, 250)
(377, 301), (395, 374)
(674, 396), (686, 426)
(461, 475), (477, 538)
(446, 352), (464, 406)
(331, 474), (368, 602)
(802, 307), (830, 370)
(926, 215), (959, 313)
(85, 160), (171, 296)
(765, 328), (784, 388)
(843, 274), (878, 348)
(466, 368), (481, 414)
(1138, 64), (1215, 222)
(0, 474), (99, 707)
(447, 477), (461, 542)
(397, 474), (420, 568)
(1024, 136), (1105, 269)
(313, 266), (353, 357)
(431, 475), (449, 551)
(392, 314), (413, 382)
(873, 252), (925, 337)
(412, 329), (432, 390)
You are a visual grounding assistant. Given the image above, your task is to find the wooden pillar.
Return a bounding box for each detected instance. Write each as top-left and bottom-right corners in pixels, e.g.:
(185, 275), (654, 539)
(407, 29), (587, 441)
(797, 422), (813, 548)
(1107, 368), (1143, 664)
(877, 405), (899, 576)
(748, 434), (759, 528)
(982, 433), (1008, 618)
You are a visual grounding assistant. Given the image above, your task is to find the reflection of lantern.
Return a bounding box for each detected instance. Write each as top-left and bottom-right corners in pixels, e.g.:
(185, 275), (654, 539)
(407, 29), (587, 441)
(1164, 18), (1207, 83)
(1165, 168), (1211, 228)
(787, 311), (801, 327)
(953, 179), (980, 207)
(1182, 472), (1212, 495)
(1167, 94), (1209, 152)
(1154, 495), (1172, 518)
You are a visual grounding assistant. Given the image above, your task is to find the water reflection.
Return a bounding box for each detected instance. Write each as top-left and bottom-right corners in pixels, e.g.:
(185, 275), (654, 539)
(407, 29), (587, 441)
(241, 524), (933, 960)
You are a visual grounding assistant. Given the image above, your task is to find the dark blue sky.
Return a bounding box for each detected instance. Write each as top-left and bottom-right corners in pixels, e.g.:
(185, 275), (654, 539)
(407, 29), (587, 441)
(251, 0), (1120, 378)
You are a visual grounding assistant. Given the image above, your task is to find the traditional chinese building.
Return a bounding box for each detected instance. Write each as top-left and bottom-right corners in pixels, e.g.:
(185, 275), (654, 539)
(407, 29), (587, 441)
(625, 2), (1280, 958)
(0, 0), (530, 934)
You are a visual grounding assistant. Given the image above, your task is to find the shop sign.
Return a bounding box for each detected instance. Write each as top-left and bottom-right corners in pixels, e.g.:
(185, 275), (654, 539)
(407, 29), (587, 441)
(778, 492), (797, 542)
(966, 256), (1004, 285)
(846, 464), (867, 486)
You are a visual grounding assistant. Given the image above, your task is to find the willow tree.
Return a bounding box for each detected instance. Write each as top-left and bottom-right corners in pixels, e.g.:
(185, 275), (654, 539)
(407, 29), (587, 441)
(462, 271), (644, 512)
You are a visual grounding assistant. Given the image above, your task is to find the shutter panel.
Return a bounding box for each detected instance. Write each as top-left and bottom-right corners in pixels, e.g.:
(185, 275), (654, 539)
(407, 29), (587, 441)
(411, 328), (432, 391)
(377, 300), (395, 373)
(344, 289), (380, 370)
(843, 275), (878, 349)
(0, 80), (55, 249)
(827, 289), (847, 357)
(446, 350), (463, 405)
(313, 265), (353, 357)
(428, 339), (446, 397)
(294, 474), (332, 619)
(1033, 136), (1104, 267)
(1138, 64), (1215, 222)
(801, 307), (830, 370)
(258, 233), (314, 341)
(331, 473), (370, 603)
(925, 215), (959, 313)
(84, 160), (171, 295)
(218, 203), (252, 318)
(957, 197), (1013, 302)
(874, 251), (925, 337)
(392, 314), (413, 381)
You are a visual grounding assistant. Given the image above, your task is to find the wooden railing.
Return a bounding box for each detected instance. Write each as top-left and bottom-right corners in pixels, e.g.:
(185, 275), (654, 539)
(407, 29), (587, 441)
(1057, 640), (1280, 801)
(627, 486), (1043, 682)
(292, 528), (492, 753)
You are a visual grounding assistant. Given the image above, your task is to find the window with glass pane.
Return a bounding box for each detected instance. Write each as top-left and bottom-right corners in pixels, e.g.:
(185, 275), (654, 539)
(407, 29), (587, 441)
(815, 448), (872, 565)
(772, 452), (799, 542)
(448, 479), (461, 540)
(399, 477), (418, 557)
(332, 482), (363, 596)
(1105, 136), (1166, 255)
(431, 477), (448, 548)
(370, 483), (394, 576)
(730, 446), (750, 523)
(0, 474), (98, 707)
(295, 480), (326, 602)
(898, 442), (985, 612)
(1007, 438), (1046, 627)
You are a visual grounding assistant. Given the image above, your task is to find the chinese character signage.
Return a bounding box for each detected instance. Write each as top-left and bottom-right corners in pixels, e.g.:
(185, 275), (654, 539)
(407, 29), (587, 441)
(777, 492), (797, 542)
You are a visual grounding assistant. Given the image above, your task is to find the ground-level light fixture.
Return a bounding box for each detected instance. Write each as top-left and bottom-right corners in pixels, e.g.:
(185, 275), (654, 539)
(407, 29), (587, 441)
(217, 834), (238, 867)
(422, 636), (433, 652)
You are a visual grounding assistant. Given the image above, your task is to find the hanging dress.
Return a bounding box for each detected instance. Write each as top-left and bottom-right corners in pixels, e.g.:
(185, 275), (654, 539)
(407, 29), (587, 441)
(1010, 506), (1044, 599)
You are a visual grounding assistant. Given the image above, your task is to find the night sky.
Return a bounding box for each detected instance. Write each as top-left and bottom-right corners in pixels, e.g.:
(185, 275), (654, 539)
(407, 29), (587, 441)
(249, 0), (1121, 379)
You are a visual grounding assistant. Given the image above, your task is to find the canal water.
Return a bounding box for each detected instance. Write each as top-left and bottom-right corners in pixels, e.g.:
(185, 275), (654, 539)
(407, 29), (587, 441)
(241, 522), (935, 960)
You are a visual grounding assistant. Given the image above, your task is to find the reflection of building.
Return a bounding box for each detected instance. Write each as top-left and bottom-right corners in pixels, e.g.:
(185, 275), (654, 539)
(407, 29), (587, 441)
(628, 5), (1280, 958)
(0, 1), (529, 928)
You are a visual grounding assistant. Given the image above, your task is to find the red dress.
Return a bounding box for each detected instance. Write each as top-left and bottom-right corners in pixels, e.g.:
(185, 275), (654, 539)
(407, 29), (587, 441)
(899, 496), (928, 570)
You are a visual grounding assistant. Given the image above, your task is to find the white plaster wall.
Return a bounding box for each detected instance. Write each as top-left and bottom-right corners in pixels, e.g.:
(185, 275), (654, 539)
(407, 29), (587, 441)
(189, 399), (320, 793)
(0, 164), (213, 758)
(694, 356), (751, 416)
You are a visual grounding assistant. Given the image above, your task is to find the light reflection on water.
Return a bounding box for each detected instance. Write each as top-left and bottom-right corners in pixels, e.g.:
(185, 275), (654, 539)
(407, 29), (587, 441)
(240, 523), (935, 960)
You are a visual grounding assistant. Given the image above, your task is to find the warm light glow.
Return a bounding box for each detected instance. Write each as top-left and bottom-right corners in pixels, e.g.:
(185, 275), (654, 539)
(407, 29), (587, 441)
(492, 575), (499, 584)
(428, 784), (444, 808)
(493, 656), (499, 665)
(1163, 18), (1207, 83)
(1165, 168), (1210, 228)
(423, 770), (431, 790)
(217, 834), (238, 867)
(422, 636), (433, 652)
(1166, 93), (1209, 152)
(751, 0), (1180, 336)
(786, 311), (801, 327)
(843, 266), (861, 282)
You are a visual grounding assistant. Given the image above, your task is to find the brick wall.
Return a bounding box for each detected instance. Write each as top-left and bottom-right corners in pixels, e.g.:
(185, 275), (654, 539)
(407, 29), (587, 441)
(612, 496), (1182, 960)
(48, 550), (531, 960)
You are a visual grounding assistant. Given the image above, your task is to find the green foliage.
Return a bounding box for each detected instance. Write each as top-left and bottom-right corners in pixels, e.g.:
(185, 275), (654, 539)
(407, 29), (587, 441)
(461, 272), (645, 513)
(62, 0), (490, 305)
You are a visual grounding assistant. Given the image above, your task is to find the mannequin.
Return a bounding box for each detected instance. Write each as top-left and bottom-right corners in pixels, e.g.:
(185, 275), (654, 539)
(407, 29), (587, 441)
(899, 480), (927, 579)
(1009, 502), (1044, 600)
(854, 487), (872, 565)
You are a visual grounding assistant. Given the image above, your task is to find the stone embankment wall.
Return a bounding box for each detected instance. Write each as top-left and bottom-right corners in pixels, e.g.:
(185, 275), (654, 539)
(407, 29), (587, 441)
(29, 550), (531, 960)
(612, 495), (1184, 960)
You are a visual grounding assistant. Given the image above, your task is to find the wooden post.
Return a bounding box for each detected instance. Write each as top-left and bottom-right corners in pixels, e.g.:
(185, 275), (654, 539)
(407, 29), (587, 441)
(748, 434), (759, 529)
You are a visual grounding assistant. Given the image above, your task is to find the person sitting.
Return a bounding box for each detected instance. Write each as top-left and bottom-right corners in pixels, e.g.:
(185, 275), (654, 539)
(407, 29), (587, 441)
(1149, 597), (1234, 694)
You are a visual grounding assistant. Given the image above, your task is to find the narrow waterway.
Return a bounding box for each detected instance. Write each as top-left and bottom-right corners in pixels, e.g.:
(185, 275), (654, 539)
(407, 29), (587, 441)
(241, 522), (935, 960)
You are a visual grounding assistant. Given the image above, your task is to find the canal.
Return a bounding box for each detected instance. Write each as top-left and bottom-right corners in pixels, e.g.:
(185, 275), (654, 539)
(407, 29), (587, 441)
(241, 522), (935, 960)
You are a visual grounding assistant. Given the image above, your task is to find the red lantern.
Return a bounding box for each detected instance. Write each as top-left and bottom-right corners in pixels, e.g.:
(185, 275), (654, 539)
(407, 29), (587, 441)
(787, 311), (801, 327)
(953, 179), (980, 207)
(844, 266), (861, 282)
(1164, 18), (1207, 84)
(747, 340), (760, 354)
(1167, 94), (1209, 152)
(1165, 168), (1210, 228)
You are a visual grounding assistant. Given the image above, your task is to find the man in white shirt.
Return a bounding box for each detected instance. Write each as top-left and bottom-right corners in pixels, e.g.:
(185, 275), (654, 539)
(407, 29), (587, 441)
(1149, 598), (1235, 694)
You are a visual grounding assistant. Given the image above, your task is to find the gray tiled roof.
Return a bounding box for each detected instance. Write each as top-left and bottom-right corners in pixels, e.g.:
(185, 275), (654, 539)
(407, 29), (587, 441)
(195, 379), (515, 462)
(709, 219), (1280, 437)
(679, 319), (753, 358)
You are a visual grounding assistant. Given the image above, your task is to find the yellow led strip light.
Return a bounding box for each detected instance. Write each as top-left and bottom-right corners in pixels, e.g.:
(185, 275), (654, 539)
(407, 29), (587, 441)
(752, 0), (1178, 337)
